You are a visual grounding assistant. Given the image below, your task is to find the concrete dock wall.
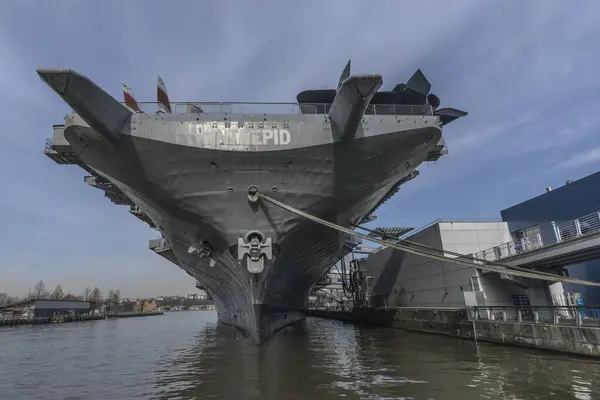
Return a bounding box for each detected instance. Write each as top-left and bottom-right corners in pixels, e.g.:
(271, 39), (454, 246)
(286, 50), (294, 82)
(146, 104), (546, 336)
(307, 308), (600, 357)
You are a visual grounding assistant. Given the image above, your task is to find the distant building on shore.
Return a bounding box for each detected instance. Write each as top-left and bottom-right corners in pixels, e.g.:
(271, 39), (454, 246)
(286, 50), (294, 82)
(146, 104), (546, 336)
(119, 300), (157, 313)
(1, 299), (92, 320)
(136, 300), (157, 313)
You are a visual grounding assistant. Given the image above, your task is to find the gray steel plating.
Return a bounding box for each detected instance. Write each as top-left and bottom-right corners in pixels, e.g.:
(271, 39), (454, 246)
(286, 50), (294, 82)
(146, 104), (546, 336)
(38, 65), (465, 344)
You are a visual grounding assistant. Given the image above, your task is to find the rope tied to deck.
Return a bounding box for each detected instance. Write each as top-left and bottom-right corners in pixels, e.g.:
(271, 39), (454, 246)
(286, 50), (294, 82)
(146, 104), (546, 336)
(256, 192), (600, 287)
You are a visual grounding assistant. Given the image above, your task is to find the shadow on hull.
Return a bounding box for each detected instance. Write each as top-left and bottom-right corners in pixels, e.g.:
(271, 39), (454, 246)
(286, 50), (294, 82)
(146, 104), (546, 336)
(219, 305), (307, 344)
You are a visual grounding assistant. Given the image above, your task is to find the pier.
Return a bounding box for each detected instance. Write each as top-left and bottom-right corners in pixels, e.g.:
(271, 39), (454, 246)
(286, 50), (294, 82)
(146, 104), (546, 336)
(472, 209), (600, 270)
(0, 298), (170, 328)
(107, 311), (164, 318)
(308, 202), (600, 357)
(0, 312), (167, 328)
(0, 314), (106, 327)
(308, 305), (600, 357)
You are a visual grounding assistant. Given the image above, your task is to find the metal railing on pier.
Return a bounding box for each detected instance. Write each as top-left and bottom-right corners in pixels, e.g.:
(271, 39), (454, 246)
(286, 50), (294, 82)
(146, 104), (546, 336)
(472, 210), (600, 263)
(307, 304), (600, 328)
(469, 305), (600, 327)
(133, 101), (433, 116)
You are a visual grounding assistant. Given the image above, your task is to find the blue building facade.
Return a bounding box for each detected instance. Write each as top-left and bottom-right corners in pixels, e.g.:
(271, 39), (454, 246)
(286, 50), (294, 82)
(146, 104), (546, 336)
(499, 171), (600, 305)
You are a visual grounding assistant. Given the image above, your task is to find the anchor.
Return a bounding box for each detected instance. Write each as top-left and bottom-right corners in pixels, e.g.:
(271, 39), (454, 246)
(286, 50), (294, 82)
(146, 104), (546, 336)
(238, 231), (273, 274)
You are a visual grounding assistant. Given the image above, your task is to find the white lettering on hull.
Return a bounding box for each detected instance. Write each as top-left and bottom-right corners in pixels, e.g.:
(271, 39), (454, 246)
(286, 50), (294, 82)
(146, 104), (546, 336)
(187, 121), (291, 147)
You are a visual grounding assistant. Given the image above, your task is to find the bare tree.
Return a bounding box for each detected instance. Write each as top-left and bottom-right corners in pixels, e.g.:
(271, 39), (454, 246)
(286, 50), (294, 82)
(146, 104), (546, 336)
(0, 292), (15, 306)
(82, 287), (92, 301)
(102, 289), (121, 313)
(32, 280), (44, 298)
(32, 280), (50, 300)
(107, 290), (115, 314)
(62, 293), (83, 301)
(50, 285), (65, 300)
(90, 286), (102, 310)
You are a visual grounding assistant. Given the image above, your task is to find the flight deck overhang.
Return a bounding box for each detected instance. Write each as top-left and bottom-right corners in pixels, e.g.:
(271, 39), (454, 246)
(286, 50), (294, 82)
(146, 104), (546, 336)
(44, 127), (154, 226)
(149, 238), (177, 265)
(51, 125), (70, 149)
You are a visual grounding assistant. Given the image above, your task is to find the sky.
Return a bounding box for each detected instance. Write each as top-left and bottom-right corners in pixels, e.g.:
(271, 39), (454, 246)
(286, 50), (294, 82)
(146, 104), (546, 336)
(2, 0), (600, 298)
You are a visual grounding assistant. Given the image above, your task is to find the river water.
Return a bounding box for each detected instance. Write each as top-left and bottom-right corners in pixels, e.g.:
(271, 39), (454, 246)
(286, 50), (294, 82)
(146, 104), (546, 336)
(0, 311), (598, 399)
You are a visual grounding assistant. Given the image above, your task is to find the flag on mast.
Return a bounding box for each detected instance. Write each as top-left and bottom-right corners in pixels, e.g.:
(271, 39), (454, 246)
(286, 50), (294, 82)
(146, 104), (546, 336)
(157, 75), (172, 113)
(123, 83), (141, 113)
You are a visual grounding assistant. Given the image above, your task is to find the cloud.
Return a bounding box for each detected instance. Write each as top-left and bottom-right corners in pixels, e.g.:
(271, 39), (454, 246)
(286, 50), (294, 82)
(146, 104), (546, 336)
(2, 1), (600, 297)
(385, 2), (600, 202)
(449, 109), (543, 155)
(553, 147), (600, 171)
(425, 3), (600, 158)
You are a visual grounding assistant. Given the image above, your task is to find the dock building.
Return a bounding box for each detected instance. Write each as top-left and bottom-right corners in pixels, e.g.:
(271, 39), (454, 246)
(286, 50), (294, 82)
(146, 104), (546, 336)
(500, 173), (600, 305)
(351, 170), (600, 319)
(1, 299), (92, 320)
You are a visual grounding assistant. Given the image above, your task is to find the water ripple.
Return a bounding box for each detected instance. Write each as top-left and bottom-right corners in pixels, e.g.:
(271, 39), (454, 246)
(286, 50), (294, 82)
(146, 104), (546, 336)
(0, 312), (599, 399)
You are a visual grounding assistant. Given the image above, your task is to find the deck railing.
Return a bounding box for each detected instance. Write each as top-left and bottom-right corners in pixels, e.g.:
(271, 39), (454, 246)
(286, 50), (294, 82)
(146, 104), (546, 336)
(131, 101), (433, 116)
(472, 210), (600, 263)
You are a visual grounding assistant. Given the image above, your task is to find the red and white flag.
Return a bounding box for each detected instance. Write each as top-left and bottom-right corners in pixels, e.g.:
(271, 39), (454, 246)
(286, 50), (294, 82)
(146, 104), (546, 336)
(123, 83), (141, 113)
(157, 75), (172, 113)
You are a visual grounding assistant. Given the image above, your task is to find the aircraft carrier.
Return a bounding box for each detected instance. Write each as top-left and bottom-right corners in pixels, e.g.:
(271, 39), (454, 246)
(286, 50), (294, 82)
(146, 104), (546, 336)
(39, 61), (466, 343)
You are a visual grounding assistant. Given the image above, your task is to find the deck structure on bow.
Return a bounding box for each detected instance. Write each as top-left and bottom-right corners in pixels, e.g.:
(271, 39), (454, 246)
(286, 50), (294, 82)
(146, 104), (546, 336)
(40, 61), (466, 343)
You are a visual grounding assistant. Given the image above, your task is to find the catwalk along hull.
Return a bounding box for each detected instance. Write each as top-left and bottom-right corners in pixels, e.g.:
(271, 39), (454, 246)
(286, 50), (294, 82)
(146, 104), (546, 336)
(39, 68), (458, 343)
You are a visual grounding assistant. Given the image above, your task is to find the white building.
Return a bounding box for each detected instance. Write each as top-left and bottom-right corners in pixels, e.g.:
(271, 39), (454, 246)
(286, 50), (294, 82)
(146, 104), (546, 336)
(361, 220), (563, 311)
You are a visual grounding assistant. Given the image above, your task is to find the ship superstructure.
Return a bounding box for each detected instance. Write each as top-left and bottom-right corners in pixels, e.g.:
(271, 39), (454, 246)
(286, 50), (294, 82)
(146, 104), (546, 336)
(39, 61), (466, 343)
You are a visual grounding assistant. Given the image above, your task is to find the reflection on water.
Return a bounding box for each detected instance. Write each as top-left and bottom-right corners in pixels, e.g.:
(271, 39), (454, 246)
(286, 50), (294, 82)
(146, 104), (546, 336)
(0, 311), (599, 399)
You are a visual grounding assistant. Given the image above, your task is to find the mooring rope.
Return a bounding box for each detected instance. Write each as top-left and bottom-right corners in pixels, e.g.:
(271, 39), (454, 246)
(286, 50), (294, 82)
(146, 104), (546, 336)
(351, 222), (567, 280)
(256, 192), (600, 287)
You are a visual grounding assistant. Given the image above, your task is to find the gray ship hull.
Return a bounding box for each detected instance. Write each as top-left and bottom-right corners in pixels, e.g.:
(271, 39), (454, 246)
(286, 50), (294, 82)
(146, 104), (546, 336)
(38, 68), (459, 344)
(80, 128), (436, 342)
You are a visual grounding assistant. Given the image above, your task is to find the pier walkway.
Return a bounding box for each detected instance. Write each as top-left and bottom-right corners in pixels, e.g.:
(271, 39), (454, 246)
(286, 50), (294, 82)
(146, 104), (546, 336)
(472, 210), (600, 270)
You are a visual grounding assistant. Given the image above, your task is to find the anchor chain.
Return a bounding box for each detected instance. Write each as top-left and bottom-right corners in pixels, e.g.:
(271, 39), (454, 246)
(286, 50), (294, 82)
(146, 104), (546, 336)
(256, 192), (600, 287)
